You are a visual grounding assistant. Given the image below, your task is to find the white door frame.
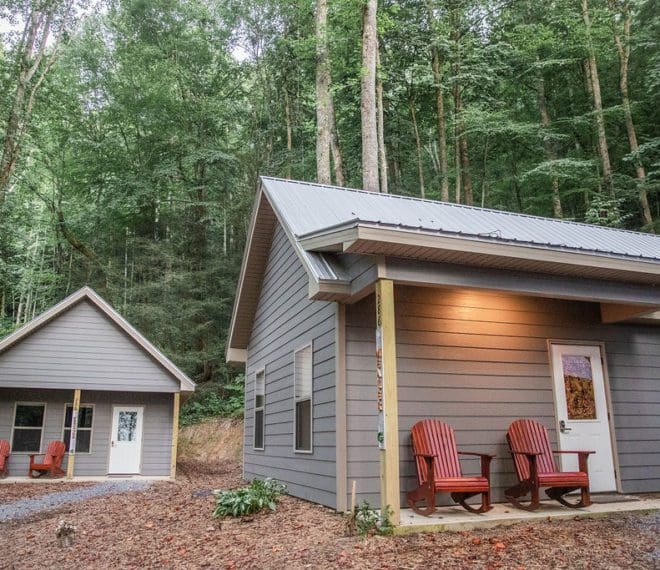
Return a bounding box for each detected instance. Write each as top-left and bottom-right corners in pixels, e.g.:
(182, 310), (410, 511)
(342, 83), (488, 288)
(547, 340), (622, 493)
(108, 405), (144, 475)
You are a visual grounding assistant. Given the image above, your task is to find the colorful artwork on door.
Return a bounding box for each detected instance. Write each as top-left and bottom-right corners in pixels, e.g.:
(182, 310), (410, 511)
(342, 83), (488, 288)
(561, 355), (597, 420)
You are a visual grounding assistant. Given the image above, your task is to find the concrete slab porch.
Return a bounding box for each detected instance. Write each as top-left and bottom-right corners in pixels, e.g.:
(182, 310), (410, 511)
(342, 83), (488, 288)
(395, 496), (660, 535)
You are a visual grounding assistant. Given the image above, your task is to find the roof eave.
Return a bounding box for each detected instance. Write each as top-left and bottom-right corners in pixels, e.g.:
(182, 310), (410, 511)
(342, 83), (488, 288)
(300, 223), (660, 279)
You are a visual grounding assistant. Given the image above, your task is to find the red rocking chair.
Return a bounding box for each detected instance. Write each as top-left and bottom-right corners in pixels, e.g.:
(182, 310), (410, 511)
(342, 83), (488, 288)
(0, 439), (10, 478)
(406, 419), (494, 515)
(29, 441), (66, 478)
(505, 419), (593, 511)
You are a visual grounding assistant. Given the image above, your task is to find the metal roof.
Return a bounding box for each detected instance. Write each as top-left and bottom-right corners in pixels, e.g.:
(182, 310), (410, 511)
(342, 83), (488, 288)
(261, 177), (660, 262)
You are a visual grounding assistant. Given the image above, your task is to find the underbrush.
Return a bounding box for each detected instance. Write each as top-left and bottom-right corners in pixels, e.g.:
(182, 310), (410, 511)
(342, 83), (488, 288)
(213, 478), (287, 518)
(180, 375), (244, 426)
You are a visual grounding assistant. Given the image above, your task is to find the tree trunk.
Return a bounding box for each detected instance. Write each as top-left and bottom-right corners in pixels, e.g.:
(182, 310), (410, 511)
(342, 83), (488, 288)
(428, 0), (449, 201)
(376, 47), (388, 194)
(360, 0), (379, 192)
(315, 0), (331, 184)
(328, 93), (345, 186)
(582, 0), (615, 198)
(451, 24), (472, 205)
(609, 0), (653, 227)
(459, 123), (473, 206)
(284, 86), (293, 180)
(537, 64), (563, 218)
(409, 96), (425, 198)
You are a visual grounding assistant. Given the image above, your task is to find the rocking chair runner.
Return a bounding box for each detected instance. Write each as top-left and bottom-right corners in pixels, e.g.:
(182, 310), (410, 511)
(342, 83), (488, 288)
(0, 439), (10, 478)
(28, 441), (66, 478)
(406, 419), (494, 516)
(505, 419), (593, 511)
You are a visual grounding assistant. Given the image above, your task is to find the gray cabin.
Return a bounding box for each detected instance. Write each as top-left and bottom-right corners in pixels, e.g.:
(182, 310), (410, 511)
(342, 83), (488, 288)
(0, 287), (195, 479)
(227, 177), (660, 525)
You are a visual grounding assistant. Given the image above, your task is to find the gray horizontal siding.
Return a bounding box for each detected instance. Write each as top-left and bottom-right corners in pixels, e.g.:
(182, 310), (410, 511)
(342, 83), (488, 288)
(345, 285), (660, 507)
(244, 223), (337, 508)
(0, 388), (173, 477)
(0, 301), (180, 393)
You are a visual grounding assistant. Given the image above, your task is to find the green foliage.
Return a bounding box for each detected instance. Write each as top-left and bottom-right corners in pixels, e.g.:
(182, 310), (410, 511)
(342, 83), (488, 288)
(352, 501), (394, 537)
(213, 478), (287, 518)
(180, 375), (245, 426)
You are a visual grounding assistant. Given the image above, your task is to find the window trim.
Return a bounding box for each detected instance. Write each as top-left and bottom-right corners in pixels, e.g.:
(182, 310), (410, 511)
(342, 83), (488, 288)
(10, 402), (47, 454)
(253, 368), (265, 451)
(293, 342), (314, 454)
(61, 403), (95, 454)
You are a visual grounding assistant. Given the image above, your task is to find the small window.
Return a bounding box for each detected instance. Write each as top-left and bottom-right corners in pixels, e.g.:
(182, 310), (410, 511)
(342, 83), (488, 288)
(294, 345), (313, 452)
(12, 403), (46, 452)
(63, 405), (94, 453)
(253, 370), (265, 450)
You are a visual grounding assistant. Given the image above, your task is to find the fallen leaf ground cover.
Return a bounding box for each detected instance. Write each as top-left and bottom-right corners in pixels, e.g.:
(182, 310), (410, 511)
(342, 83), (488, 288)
(0, 459), (657, 569)
(0, 482), (95, 503)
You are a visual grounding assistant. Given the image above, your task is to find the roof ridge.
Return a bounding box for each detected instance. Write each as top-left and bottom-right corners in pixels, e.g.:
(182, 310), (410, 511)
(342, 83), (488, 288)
(260, 176), (659, 239)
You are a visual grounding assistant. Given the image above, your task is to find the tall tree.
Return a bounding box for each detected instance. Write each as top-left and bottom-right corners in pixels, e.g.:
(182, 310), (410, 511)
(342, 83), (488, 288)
(608, 0), (653, 227)
(360, 0), (379, 192)
(315, 0), (332, 184)
(428, 0), (449, 202)
(582, 0), (615, 198)
(537, 63), (563, 218)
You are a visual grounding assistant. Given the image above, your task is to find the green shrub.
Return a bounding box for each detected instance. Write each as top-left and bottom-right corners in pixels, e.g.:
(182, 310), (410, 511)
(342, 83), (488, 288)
(213, 478), (287, 518)
(352, 501), (394, 536)
(180, 375), (244, 426)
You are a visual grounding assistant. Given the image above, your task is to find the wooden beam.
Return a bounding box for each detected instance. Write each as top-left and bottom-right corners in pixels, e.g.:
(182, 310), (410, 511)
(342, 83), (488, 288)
(335, 304), (348, 512)
(170, 392), (181, 479)
(375, 279), (400, 525)
(66, 389), (81, 480)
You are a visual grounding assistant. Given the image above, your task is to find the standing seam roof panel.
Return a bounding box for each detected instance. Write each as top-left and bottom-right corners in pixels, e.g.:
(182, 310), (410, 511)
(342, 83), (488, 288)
(261, 177), (660, 261)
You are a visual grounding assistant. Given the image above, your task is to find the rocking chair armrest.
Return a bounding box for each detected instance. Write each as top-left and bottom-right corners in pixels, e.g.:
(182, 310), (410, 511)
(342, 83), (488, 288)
(458, 451), (495, 480)
(457, 451), (496, 459)
(553, 450), (595, 455)
(510, 450), (541, 457)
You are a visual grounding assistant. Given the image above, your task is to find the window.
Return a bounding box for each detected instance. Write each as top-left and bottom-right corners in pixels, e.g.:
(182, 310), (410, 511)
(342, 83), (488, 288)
(12, 403), (46, 452)
(294, 344), (313, 452)
(63, 405), (94, 453)
(253, 370), (265, 450)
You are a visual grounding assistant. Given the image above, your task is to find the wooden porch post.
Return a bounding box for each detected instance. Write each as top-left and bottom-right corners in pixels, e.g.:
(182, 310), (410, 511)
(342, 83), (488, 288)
(375, 279), (400, 525)
(170, 392), (180, 479)
(66, 389), (81, 480)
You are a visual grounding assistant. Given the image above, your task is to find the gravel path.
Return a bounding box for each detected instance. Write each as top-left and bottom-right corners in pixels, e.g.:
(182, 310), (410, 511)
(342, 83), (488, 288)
(0, 480), (152, 522)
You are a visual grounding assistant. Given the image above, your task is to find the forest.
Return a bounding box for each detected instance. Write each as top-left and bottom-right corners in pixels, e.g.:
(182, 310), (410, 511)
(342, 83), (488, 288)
(0, 0), (658, 418)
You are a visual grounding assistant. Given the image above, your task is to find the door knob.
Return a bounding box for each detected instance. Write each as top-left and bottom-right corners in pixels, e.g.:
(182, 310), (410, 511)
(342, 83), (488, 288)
(111, 441), (115, 447)
(559, 420), (572, 433)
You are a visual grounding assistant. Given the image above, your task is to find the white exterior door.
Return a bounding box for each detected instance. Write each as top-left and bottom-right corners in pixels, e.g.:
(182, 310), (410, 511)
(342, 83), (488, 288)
(550, 344), (617, 492)
(109, 406), (144, 474)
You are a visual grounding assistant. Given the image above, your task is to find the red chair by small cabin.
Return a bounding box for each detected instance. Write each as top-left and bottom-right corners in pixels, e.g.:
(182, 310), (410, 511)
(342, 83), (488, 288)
(28, 441), (66, 478)
(505, 419), (593, 511)
(0, 439), (10, 478)
(406, 419), (494, 516)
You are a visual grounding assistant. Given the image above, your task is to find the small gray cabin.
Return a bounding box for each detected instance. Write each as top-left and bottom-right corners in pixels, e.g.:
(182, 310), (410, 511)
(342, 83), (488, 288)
(0, 287), (195, 479)
(227, 177), (660, 525)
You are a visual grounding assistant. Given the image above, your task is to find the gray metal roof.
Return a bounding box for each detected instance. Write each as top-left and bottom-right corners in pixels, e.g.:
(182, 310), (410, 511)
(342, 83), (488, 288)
(261, 177), (660, 262)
